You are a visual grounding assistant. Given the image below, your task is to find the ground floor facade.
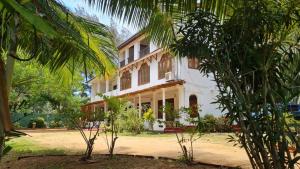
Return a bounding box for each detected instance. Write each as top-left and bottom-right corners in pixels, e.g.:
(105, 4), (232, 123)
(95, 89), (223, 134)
(82, 80), (221, 131)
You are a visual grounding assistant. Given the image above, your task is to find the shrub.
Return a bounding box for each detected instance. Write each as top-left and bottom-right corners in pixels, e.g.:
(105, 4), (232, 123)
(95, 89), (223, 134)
(143, 108), (155, 130)
(28, 117), (46, 128)
(13, 122), (22, 129)
(203, 114), (216, 132)
(118, 103), (144, 134)
(215, 116), (232, 132)
(49, 120), (64, 128)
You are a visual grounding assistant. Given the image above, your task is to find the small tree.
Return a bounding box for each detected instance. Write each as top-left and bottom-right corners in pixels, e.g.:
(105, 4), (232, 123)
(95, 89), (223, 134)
(102, 96), (123, 158)
(175, 107), (204, 164)
(66, 108), (103, 161)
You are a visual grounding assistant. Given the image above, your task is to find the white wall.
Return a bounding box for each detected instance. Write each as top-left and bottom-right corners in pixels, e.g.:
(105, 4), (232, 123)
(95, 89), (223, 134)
(177, 57), (222, 117)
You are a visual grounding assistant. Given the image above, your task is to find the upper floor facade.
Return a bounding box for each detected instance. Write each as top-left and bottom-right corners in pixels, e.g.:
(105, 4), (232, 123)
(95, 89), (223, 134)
(89, 32), (214, 103)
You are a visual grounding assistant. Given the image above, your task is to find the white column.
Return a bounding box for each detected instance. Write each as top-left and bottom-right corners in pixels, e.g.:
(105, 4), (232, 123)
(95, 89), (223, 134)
(162, 88), (166, 121)
(134, 42), (140, 60)
(125, 48), (129, 64)
(105, 79), (109, 92)
(138, 94), (142, 118)
(177, 85), (184, 109)
(152, 92), (156, 118)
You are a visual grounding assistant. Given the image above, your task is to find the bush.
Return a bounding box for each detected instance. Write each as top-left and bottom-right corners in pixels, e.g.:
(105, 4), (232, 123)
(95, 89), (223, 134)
(143, 108), (155, 130)
(13, 122), (22, 129)
(28, 117), (46, 128)
(121, 106), (144, 134)
(215, 116), (232, 132)
(49, 120), (64, 128)
(203, 114), (216, 132)
(201, 114), (232, 133)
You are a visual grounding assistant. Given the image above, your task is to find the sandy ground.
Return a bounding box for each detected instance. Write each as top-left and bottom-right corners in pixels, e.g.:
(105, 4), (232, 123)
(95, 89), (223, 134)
(19, 130), (251, 168)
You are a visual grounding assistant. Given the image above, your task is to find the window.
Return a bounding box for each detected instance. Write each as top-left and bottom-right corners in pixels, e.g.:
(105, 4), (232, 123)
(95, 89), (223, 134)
(188, 57), (199, 69)
(119, 51), (126, 67)
(128, 46), (134, 63)
(120, 71), (131, 90)
(138, 63), (150, 85)
(158, 54), (172, 79)
(189, 95), (198, 118)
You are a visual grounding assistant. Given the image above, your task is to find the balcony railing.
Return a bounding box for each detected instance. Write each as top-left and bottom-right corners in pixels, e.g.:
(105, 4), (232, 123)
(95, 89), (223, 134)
(120, 60), (125, 67)
(128, 55), (134, 63)
(139, 47), (150, 58)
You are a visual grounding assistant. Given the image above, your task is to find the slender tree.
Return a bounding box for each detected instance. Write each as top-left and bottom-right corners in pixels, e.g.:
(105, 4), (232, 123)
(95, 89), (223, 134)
(171, 1), (300, 168)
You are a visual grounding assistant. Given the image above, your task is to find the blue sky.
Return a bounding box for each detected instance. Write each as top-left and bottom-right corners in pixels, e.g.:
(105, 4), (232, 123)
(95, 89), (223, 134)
(60, 0), (137, 34)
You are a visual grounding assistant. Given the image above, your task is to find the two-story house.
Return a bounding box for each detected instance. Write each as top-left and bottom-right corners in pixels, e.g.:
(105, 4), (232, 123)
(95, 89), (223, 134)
(81, 32), (221, 131)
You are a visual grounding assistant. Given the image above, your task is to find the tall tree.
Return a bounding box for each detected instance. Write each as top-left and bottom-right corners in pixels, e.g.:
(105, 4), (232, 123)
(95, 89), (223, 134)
(0, 0), (117, 158)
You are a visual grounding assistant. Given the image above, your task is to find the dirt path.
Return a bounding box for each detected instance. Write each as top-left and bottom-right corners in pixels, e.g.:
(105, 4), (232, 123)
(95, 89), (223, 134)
(21, 130), (251, 168)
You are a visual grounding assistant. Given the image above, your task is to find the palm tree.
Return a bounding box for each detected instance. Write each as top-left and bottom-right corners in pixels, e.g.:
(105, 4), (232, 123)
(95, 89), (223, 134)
(85, 0), (235, 47)
(0, 0), (118, 157)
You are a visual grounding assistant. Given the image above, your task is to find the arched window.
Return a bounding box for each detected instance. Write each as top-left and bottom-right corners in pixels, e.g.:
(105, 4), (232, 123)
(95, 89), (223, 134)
(158, 54), (172, 79)
(188, 57), (199, 69)
(189, 95), (198, 118)
(138, 63), (150, 85)
(120, 71), (131, 90)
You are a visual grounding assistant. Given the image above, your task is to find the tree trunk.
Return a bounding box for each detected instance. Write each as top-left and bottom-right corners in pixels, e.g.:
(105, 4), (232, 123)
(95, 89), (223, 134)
(5, 56), (15, 94)
(0, 59), (13, 158)
(0, 117), (4, 159)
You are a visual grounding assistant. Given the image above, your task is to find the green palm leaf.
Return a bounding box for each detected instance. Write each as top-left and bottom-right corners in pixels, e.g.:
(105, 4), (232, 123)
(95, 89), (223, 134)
(1, 0), (58, 38)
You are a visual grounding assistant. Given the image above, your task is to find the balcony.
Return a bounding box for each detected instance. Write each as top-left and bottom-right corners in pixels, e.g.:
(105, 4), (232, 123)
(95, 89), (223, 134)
(128, 55), (134, 64)
(139, 46), (150, 58)
(120, 60), (125, 67)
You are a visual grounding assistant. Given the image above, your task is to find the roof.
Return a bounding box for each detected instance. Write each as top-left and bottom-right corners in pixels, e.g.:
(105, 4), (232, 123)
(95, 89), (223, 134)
(117, 31), (144, 50)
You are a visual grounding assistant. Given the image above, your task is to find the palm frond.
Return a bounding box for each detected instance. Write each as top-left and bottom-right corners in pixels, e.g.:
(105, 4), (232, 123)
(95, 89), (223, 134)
(85, 0), (238, 48)
(1, 0), (118, 79)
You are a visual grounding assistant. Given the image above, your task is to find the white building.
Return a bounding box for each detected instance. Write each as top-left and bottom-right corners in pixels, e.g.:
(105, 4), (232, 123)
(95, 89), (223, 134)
(82, 32), (221, 131)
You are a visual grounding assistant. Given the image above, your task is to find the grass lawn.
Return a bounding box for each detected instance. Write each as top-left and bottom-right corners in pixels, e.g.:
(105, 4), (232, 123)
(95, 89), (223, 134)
(4, 136), (65, 160)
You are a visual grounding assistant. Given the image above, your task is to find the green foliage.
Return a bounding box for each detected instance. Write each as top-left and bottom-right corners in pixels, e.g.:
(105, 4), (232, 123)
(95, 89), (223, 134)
(175, 107), (202, 164)
(118, 103), (144, 134)
(143, 108), (155, 130)
(202, 114), (216, 132)
(49, 120), (64, 128)
(159, 102), (179, 127)
(28, 117), (46, 128)
(10, 61), (87, 128)
(172, 0), (300, 168)
(214, 116), (232, 133)
(143, 108), (155, 122)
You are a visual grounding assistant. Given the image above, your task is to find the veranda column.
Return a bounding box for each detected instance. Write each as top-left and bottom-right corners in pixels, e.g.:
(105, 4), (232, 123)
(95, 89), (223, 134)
(105, 79), (109, 93)
(138, 94), (142, 118)
(152, 91), (156, 118)
(177, 85), (184, 108)
(162, 88), (166, 121)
